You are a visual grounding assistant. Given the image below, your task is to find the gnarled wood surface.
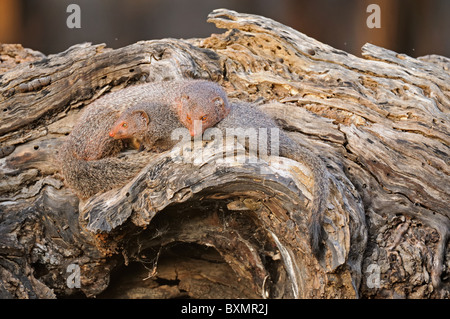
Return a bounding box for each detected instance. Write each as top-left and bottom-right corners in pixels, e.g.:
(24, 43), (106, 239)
(0, 9), (448, 299)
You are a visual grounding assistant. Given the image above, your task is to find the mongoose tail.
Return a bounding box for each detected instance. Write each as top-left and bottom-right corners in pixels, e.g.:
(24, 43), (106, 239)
(279, 139), (329, 258)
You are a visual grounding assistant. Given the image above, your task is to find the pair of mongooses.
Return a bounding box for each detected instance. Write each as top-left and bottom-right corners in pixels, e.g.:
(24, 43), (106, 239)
(60, 79), (329, 257)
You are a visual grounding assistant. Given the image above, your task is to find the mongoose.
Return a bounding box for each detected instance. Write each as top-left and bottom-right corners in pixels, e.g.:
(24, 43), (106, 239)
(109, 80), (230, 149)
(59, 79), (219, 199)
(177, 91), (330, 259)
(174, 80), (230, 137)
(109, 101), (183, 153)
(58, 84), (147, 199)
(66, 80), (196, 161)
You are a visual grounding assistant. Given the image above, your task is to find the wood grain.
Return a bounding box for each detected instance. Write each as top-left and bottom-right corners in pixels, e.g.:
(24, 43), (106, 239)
(0, 9), (448, 299)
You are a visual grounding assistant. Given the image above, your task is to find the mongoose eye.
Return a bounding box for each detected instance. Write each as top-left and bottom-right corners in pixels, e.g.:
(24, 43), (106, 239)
(122, 123), (128, 128)
(186, 115), (192, 123)
(201, 116), (207, 121)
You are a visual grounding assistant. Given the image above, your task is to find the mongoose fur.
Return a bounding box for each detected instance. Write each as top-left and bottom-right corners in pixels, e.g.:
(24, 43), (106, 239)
(109, 80), (230, 145)
(109, 101), (183, 153)
(59, 80), (202, 199)
(175, 80), (230, 137)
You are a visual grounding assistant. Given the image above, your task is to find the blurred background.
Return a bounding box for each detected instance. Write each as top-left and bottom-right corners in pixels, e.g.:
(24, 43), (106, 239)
(0, 0), (449, 58)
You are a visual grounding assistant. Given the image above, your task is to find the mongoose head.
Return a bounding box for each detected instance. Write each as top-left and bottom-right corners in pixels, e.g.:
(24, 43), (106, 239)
(109, 109), (149, 140)
(176, 81), (230, 137)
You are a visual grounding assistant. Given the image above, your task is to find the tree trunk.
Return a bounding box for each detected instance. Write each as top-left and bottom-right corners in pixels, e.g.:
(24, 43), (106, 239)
(0, 9), (448, 299)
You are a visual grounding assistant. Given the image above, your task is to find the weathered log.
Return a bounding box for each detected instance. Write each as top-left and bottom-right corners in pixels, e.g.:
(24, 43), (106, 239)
(0, 9), (448, 299)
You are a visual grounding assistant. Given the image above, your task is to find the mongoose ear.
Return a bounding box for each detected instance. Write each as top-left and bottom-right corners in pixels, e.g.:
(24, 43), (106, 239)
(134, 110), (150, 125)
(176, 95), (189, 113)
(213, 97), (229, 116)
(213, 97), (224, 109)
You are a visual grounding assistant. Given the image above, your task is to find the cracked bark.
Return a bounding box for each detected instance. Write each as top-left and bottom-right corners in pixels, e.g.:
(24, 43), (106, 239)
(0, 9), (448, 299)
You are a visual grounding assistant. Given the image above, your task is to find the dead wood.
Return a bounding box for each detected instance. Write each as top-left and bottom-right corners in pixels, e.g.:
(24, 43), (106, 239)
(0, 9), (448, 299)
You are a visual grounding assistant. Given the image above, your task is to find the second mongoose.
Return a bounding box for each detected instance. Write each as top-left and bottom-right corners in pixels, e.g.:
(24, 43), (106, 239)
(177, 87), (330, 259)
(59, 80), (192, 199)
(109, 101), (183, 153)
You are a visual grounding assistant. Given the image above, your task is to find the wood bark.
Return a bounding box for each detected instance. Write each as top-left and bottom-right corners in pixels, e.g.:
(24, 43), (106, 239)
(0, 9), (448, 299)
